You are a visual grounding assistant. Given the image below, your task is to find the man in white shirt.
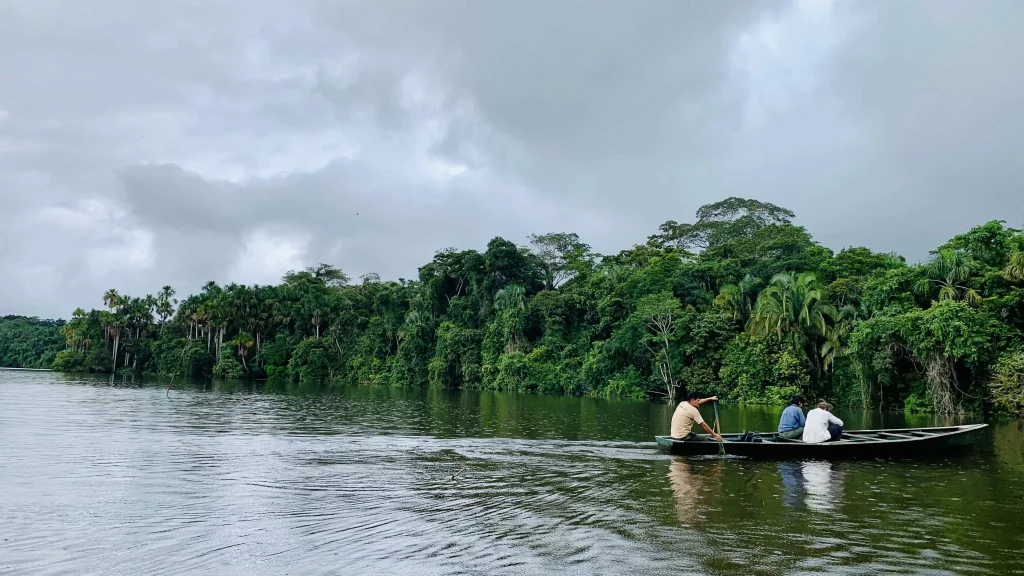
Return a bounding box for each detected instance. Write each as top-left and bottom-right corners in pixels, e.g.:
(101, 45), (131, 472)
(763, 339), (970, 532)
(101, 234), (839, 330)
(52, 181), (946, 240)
(801, 402), (844, 443)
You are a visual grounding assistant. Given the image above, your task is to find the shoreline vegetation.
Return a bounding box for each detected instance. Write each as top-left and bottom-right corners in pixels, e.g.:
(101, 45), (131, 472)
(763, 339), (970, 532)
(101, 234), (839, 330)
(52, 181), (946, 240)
(3, 197), (1024, 416)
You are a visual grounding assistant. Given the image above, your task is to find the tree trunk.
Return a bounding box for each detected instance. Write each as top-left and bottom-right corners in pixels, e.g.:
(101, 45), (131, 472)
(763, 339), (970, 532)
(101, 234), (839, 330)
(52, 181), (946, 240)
(663, 337), (676, 403)
(112, 332), (119, 373)
(926, 352), (958, 415)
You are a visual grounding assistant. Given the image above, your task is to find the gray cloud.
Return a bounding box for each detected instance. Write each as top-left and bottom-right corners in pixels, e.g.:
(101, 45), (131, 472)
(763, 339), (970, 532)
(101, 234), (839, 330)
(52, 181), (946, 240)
(2, 0), (1023, 318)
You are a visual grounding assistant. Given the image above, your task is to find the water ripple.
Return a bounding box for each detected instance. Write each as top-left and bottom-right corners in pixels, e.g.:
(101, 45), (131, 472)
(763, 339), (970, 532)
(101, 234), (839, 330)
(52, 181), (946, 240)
(1, 372), (1022, 575)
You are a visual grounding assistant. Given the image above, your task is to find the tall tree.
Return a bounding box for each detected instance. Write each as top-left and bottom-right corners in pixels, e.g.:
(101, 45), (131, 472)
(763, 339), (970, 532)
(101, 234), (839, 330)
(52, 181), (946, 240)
(636, 292), (685, 402)
(528, 232), (593, 290)
(156, 286), (177, 324)
(283, 263), (349, 288)
(649, 197), (795, 251)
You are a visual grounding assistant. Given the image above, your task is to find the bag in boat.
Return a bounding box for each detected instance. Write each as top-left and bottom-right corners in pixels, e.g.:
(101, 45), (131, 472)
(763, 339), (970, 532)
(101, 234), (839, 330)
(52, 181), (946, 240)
(739, 431), (763, 443)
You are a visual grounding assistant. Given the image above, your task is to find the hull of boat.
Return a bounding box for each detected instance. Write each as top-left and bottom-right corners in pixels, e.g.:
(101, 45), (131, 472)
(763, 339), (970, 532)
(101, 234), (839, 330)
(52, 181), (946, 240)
(654, 424), (988, 459)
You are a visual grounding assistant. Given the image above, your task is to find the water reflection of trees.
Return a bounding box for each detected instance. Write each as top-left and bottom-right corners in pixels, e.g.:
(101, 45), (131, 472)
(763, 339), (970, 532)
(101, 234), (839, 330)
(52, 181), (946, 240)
(778, 461), (845, 511)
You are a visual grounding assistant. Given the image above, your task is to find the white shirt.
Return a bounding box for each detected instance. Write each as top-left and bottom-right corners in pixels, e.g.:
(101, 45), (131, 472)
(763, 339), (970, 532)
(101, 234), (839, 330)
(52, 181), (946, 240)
(801, 408), (843, 443)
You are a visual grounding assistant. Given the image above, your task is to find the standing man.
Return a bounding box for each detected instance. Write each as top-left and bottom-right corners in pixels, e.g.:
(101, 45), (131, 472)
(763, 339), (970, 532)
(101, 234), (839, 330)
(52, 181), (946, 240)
(802, 402), (844, 443)
(777, 395), (806, 440)
(671, 392), (724, 442)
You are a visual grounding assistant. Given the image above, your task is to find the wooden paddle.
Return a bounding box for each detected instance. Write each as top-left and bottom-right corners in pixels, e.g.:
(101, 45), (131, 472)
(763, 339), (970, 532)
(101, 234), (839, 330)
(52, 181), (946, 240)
(712, 399), (725, 455)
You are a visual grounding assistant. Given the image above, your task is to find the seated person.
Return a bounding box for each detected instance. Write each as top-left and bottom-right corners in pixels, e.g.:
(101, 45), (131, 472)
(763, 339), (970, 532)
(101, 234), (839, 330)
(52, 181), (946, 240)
(671, 392), (723, 442)
(777, 395), (806, 439)
(802, 402), (844, 443)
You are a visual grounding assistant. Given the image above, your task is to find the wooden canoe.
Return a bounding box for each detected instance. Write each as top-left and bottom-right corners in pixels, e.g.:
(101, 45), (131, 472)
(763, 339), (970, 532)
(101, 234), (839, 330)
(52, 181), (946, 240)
(654, 424), (988, 459)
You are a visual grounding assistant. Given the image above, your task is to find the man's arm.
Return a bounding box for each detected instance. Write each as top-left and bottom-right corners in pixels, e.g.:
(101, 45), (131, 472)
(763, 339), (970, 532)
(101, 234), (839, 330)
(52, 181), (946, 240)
(696, 395), (718, 407)
(828, 413), (844, 427)
(699, 421), (723, 442)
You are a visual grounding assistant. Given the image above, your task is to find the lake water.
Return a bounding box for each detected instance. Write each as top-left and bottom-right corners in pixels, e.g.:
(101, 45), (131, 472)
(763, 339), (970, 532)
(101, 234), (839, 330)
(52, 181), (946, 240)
(2, 370), (1023, 575)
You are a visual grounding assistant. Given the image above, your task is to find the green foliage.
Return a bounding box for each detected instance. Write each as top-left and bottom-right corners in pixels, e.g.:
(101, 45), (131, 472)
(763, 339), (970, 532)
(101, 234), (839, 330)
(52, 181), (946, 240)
(719, 336), (810, 404)
(492, 351), (530, 392)
(430, 321), (482, 389)
(289, 337), (333, 384)
(0, 316), (65, 368)
(154, 338), (212, 379)
(705, 224), (833, 281)
(603, 366), (647, 399)
(903, 392), (932, 414)
(826, 246), (906, 280)
(849, 299), (1007, 413)
(213, 356), (244, 379)
(27, 198), (1023, 415)
(938, 220), (1018, 271)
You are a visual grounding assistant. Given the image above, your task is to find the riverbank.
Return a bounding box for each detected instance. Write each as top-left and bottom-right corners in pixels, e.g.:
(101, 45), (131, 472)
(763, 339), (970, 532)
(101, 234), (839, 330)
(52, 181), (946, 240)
(7, 199), (1024, 417)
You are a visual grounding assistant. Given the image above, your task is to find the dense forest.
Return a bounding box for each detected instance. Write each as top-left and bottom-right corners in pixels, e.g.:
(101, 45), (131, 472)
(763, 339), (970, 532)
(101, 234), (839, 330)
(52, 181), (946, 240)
(6, 198), (1024, 415)
(0, 316), (66, 369)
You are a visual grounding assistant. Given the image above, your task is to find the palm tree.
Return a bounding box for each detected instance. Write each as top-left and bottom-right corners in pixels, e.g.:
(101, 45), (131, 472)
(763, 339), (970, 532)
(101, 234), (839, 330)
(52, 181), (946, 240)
(748, 273), (833, 340)
(748, 272), (837, 378)
(914, 249), (980, 304)
(188, 306), (204, 341)
(103, 289), (121, 311)
(107, 312), (125, 373)
(231, 332), (255, 372)
(1004, 251), (1024, 282)
(246, 298), (269, 366)
(398, 310), (425, 348)
(311, 308), (324, 338)
(156, 286), (177, 324)
(821, 302), (869, 371)
(713, 274), (761, 322)
(62, 309), (87, 353)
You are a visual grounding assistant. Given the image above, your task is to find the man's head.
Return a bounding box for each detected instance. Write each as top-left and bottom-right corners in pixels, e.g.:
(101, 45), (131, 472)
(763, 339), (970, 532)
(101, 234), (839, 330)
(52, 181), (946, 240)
(686, 391), (701, 404)
(790, 395), (804, 407)
(817, 401), (831, 411)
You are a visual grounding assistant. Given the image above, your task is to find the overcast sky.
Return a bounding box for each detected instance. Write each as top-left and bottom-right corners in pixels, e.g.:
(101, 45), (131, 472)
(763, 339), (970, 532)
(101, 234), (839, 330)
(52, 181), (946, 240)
(2, 0), (1023, 318)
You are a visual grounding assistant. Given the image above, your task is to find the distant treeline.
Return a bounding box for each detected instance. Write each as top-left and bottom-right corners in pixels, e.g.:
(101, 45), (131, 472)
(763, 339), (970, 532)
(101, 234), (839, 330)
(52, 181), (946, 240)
(6, 197), (1024, 416)
(0, 316), (65, 369)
